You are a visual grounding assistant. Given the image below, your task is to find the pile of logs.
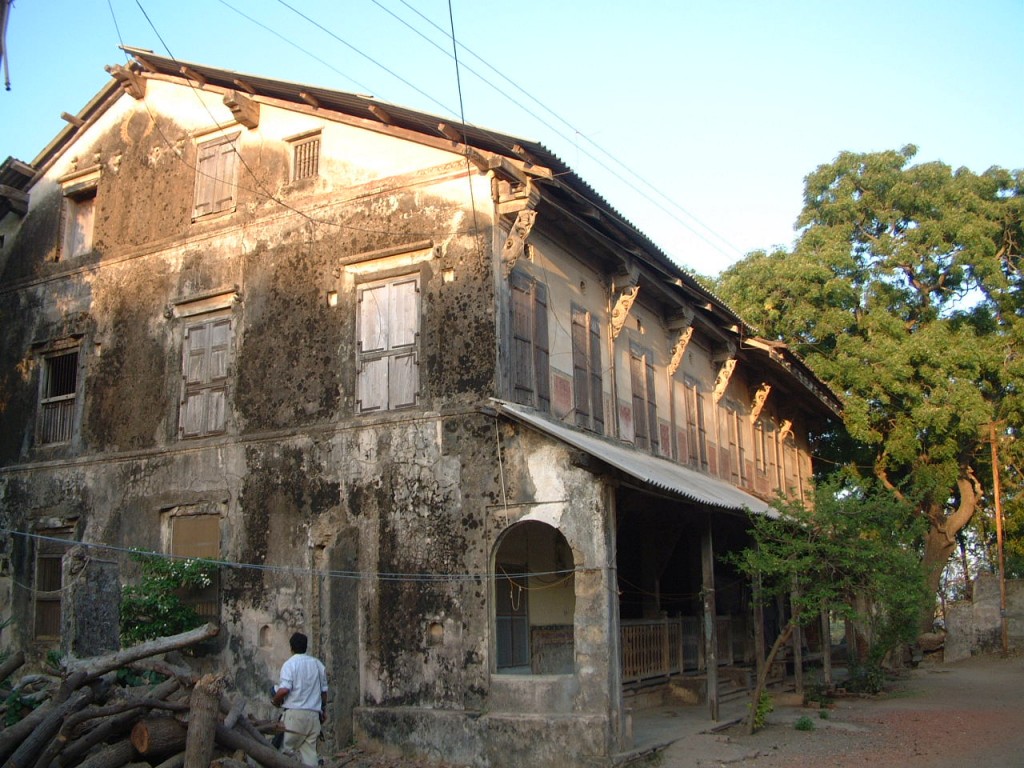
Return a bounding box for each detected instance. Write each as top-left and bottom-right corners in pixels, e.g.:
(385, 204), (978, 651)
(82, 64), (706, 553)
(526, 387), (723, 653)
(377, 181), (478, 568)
(0, 624), (305, 768)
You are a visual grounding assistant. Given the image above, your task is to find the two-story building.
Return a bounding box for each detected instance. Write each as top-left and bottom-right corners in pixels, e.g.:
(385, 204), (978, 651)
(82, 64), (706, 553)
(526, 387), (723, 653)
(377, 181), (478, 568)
(0, 49), (841, 767)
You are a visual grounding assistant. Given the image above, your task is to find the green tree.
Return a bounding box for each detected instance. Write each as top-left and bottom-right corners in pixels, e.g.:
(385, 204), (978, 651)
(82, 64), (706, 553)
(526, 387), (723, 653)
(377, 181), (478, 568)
(120, 551), (215, 646)
(716, 146), (1023, 628)
(730, 475), (926, 733)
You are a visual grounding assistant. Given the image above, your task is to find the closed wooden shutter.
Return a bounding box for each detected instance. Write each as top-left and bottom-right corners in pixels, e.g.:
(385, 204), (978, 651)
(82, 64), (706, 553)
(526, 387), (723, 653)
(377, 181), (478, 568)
(645, 354), (658, 453)
(171, 515), (220, 621)
(630, 345), (648, 449)
(357, 276), (420, 412)
(193, 136), (239, 218)
(571, 306), (590, 426)
(181, 318), (230, 436)
(533, 283), (550, 412)
(589, 316), (604, 434)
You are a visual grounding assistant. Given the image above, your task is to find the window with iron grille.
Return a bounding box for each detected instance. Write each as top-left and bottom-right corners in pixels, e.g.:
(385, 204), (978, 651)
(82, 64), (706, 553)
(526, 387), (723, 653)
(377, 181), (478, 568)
(39, 349), (79, 445)
(292, 134), (320, 180)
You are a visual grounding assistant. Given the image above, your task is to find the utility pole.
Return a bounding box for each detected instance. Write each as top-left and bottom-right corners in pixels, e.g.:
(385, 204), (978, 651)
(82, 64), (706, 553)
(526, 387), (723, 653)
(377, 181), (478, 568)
(989, 422), (1008, 656)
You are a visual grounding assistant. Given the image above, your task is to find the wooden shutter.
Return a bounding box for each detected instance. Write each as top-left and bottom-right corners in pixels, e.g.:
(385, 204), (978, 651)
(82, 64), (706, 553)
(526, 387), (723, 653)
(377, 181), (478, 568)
(510, 272), (535, 406)
(357, 276), (419, 412)
(181, 318), (230, 436)
(194, 136), (238, 218)
(533, 282), (550, 412)
(630, 345), (648, 449)
(589, 316), (604, 434)
(645, 354), (658, 453)
(571, 306), (590, 427)
(171, 515), (220, 621)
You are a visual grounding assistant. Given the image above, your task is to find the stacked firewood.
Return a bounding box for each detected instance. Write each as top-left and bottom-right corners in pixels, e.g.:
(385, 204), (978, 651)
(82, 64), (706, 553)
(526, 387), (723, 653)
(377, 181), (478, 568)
(0, 624), (304, 768)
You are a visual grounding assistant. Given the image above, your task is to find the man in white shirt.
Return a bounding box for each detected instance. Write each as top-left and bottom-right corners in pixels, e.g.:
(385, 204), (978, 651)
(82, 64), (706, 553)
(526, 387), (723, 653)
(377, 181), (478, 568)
(271, 632), (328, 766)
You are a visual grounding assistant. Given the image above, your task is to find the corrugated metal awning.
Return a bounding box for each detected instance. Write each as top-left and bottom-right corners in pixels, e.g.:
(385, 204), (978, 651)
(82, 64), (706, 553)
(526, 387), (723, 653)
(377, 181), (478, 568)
(494, 400), (776, 517)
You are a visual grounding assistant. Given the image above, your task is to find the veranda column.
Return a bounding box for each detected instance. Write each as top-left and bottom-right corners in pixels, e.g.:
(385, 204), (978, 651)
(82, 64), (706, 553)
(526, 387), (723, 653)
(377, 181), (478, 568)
(701, 520), (719, 721)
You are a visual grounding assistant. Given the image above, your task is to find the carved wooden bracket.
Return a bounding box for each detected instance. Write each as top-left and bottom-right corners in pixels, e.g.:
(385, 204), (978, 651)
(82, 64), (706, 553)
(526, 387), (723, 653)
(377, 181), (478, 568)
(105, 64), (146, 100)
(779, 419), (793, 442)
(610, 285), (639, 340)
(501, 208), (537, 276)
(712, 357), (737, 404)
(223, 90), (260, 129)
(667, 326), (694, 377)
(749, 382), (772, 424)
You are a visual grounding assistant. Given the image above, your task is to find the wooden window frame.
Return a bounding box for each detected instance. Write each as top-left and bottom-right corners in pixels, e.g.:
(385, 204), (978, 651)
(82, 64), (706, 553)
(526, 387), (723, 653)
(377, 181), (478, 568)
(684, 378), (709, 471)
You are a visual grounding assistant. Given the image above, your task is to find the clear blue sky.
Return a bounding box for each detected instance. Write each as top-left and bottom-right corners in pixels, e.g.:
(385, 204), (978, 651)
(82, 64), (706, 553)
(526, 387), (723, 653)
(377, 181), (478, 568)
(2, 1), (1021, 276)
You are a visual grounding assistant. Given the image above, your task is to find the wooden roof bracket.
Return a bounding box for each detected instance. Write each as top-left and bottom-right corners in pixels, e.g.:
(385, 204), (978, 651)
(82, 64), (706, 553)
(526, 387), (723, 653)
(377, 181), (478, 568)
(667, 308), (695, 377)
(105, 64), (146, 100)
(223, 90), (260, 129)
(610, 263), (641, 340)
(749, 382), (772, 424)
(0, 183), (28, 215)
(778, 419), (793, 442)
(501, 207), (538, 277)
(712, 342), (738, 404)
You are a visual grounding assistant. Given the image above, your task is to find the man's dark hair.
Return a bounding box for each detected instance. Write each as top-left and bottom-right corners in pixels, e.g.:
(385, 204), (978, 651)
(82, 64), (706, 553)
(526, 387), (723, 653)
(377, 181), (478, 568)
(289, 632), (308, 654)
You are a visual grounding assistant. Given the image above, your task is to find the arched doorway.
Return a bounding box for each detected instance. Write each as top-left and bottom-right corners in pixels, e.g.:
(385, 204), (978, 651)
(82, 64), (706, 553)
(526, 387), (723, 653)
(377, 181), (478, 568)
(493, 520), (576, 674)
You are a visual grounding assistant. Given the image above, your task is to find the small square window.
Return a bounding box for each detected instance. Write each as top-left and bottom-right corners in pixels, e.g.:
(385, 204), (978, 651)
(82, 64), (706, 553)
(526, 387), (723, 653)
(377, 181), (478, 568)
(292, 135), (320, 181)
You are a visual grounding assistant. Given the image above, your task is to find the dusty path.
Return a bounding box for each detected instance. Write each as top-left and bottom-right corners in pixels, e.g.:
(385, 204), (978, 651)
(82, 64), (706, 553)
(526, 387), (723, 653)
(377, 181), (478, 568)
(662, 652), (1024, 768)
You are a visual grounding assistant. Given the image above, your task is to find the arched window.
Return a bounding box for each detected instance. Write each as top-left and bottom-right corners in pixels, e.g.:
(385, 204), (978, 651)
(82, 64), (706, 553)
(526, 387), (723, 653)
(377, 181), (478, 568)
(493, 521), (575, 674)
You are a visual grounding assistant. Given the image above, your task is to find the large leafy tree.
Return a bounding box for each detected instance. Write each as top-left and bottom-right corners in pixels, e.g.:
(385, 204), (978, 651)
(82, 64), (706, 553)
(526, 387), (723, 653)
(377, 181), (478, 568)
(715, 146), (1023, 628)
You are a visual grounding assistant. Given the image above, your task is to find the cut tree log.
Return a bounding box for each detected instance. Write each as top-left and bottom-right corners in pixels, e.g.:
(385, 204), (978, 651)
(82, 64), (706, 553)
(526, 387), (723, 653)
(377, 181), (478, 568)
(214, 724), (306, 768)
(0, 702), (53, 763)
(0, 652), (26, 684)
(74, 738), (138, 768)
(5, 687), (94, 768)
(56, 678), (182, 767)
(66, 624), (219, 683)
(131, 716), (188, 758)
(184, 674), (224, 768)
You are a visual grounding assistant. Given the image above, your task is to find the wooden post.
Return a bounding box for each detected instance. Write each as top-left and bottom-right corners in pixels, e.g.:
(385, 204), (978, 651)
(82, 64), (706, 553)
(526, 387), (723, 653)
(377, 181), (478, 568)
(185, 674), (224, 768)
(701, 522), (719, 720)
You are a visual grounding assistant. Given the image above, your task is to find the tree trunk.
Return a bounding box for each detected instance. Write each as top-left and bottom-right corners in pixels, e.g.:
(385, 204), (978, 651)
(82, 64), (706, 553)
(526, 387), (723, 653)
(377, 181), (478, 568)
(214, 724), (307, 768)
(132, 716), (188, 757)
(184, 674), (223, 768)
(0, 702), (53, 763)
(0, 651), (26, 684)
(747, 622), (795, 735)
(921, 524), (959, 633)
(6, 687), (93, 768)
(67, 623), (219, 683)
(75, 739), (138, 768)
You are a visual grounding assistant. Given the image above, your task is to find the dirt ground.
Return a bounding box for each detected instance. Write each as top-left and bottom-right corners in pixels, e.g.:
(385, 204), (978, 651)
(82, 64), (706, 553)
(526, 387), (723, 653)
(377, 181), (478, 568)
(321, 651), (1023, 768)
(663, 651), (1024, 768)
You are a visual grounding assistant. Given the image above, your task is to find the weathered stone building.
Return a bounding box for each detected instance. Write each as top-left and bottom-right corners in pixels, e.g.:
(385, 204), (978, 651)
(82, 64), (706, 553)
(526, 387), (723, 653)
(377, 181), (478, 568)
(0, 49), (841, 766)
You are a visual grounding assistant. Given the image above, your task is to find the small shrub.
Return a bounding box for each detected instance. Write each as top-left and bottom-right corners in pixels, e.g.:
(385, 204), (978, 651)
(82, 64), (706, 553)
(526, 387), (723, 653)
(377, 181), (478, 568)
(750, 691), (774, 730)
(819, 709), (830, 720)
(120, 550), (215, 646)
(845, 663), (886, 694)
(794, 715), (815, 731)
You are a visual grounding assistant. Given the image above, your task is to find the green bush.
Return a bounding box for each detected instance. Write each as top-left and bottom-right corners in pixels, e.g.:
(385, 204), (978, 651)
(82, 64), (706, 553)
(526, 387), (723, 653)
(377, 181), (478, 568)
(750, 691), (774, 730)
(120, 551), (215, 646)
(794, 715), (816, 731)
